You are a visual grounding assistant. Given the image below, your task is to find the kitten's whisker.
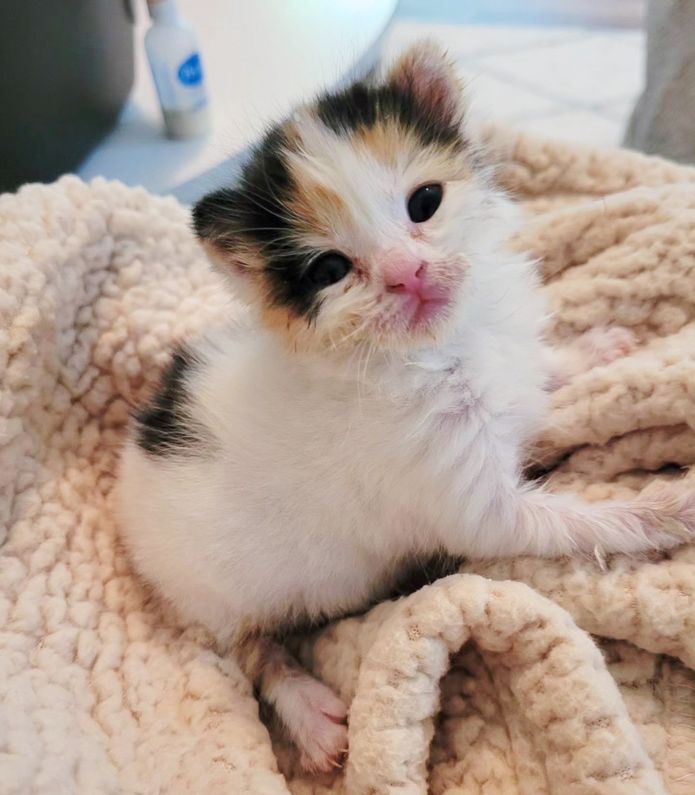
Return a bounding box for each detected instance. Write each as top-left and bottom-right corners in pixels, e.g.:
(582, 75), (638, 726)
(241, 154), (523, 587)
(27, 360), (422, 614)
(237, 184), (293, 223)
(339, 317), (371, 345)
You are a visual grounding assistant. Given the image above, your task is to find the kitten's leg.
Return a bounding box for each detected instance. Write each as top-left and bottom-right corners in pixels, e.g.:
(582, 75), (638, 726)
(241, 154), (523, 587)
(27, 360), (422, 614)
(545, 326), (637, 390)
(471, 482), (695, 559)
(237, 635), (348, 772)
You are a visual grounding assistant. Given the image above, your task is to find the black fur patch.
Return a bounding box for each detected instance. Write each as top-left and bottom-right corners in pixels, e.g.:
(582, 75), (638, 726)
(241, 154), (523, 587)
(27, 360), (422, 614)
(193, 128), (322, 319)
(316, 81), (463, 149)
(135, 346), (205, 457)
(389, 551), (465, 597)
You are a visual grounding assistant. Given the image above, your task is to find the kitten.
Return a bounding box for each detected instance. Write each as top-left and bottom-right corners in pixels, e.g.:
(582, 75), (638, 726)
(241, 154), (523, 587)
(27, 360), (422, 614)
(116, 42), (695, 771)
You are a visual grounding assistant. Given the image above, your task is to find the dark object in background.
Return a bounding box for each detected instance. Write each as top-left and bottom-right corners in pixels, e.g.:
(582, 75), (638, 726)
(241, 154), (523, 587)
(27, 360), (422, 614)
(0, 1), (134, 193)
(625, 0), (695, 164)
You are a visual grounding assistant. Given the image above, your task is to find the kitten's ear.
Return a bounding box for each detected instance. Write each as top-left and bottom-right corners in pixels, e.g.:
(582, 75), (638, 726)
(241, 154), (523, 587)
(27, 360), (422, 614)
(192, 188), (260, 302)
(386, 40), (463, 123)
(192, 187), (241, 247)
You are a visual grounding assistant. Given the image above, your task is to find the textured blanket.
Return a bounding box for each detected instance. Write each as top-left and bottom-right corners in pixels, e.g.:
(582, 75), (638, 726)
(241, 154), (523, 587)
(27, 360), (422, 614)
(2, 133), (695, 795)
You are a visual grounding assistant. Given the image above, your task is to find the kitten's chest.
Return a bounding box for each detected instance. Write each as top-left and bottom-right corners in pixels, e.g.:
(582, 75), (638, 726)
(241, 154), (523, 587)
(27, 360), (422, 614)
(383, 345), (532, 422)
(355, 342), (546, 466)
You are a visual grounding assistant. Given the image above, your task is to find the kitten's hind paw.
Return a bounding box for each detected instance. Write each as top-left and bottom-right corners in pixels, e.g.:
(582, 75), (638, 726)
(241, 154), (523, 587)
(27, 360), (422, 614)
(273, 672), (348, 773)
(293, 679), (349, 773)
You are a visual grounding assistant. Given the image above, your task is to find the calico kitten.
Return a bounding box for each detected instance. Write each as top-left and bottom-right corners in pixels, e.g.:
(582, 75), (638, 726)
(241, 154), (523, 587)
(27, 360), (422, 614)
(116, 42), (695, 771)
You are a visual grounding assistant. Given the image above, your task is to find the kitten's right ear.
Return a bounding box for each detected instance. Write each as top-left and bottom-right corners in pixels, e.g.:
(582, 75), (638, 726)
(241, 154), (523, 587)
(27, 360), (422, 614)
(192, 189), (261, 304)
(192, 187), (241, 247)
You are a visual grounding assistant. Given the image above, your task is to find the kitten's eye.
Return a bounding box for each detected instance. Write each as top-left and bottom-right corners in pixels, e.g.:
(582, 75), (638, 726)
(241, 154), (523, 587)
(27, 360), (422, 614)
(306, 252), (352, 288)
(407, 183), (443, 223)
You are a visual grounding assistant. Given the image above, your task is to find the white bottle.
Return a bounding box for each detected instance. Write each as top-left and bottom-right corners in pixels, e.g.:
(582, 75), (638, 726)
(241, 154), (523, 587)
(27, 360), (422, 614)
(145, 0), (210, 139)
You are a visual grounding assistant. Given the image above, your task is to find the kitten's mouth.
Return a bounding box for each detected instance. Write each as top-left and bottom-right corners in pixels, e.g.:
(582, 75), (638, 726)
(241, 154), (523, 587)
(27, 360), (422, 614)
(384, 288), (451, 333)
(406, 295), (450, 329)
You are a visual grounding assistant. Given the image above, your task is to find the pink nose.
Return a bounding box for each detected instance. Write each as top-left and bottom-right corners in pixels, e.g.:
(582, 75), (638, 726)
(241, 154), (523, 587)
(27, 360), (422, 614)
(384, 261), (429, 298)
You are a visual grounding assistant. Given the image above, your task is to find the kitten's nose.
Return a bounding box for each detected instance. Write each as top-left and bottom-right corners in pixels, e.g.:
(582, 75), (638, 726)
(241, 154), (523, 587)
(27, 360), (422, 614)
(384, 261), (428, 298)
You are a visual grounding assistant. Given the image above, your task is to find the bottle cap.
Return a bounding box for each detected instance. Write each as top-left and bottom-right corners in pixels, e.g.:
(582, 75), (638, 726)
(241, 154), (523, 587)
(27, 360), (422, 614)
(147, 0), (176, 20)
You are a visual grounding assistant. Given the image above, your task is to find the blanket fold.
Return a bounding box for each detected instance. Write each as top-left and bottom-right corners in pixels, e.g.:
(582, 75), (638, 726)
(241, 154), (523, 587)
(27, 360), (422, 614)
(2, 132), (695, 795)
(345, 574), (663, 795)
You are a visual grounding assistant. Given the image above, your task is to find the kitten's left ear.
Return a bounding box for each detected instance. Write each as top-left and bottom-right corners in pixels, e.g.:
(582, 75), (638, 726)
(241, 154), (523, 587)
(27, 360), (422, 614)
(386, 40), (463, 123)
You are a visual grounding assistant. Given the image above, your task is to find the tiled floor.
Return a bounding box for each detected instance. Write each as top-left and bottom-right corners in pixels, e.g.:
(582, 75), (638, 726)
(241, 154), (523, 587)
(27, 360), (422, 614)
(384, 18), (646, 148)
(397, 0), (645, 29)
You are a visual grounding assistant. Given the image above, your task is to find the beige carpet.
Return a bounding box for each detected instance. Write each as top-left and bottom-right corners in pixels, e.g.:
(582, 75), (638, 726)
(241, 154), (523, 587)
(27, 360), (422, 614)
(1, 132), (695, 794)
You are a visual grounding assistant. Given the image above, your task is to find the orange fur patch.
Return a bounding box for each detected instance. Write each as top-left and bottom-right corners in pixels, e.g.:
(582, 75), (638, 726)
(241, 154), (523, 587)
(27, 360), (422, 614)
(259, 302), (308, 345)
(287, 172), (349, 239)
(354, 120), (412, 167)
(355, 119), (471, 180)
(205, 229), (312, 345)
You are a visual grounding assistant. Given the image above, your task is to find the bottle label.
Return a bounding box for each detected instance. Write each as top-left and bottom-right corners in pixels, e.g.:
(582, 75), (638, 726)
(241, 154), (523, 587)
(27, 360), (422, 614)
(178, 53), (203, 86)
(150, 50), (208, 113)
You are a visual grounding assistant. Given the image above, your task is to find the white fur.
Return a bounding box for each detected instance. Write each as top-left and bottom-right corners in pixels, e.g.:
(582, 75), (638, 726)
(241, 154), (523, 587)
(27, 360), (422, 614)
(115, 218), (695, 642)
(115, 44), (695, 768)
(115, 147), (695, 645)
(115, 170), (550, 634)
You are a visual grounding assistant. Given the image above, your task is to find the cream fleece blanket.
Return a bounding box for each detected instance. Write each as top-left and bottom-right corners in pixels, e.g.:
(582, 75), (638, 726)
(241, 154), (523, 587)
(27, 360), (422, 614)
(2, 133), (695, 795)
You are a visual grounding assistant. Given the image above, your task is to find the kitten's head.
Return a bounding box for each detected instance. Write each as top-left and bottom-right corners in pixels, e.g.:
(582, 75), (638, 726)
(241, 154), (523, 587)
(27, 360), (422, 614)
(194, 41), (507, 353)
